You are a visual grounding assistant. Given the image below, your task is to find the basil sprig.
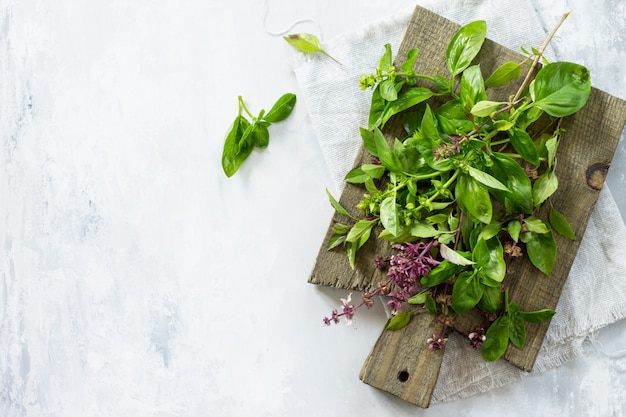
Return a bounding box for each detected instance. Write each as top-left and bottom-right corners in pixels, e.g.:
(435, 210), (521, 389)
(221, 94), (296, 177)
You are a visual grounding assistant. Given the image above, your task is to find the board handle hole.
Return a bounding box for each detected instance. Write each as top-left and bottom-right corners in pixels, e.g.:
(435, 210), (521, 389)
(397, 370), (410, 383)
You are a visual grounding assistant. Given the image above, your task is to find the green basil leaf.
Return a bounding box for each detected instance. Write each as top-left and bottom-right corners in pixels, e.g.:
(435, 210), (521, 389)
(420, 260), (467, 288)
(424, 294), (438, 316)
(478, 221), (502, 241)
(460, 65), (487, 113)
(401, 48), (419, 74)
(419, 104), (439, 142)
(473, 236), (506, 282)
(524, 217), (550, 234)
(508, 127), (540, 166)
(478, 282), (502, 313)
(284, 33), (323, 53)
(440, 244), (475, 266)
(332, 223), (351, 235)
(550, 207), (576, 240)
(263, 93), (297, 123)
(508, 220), (522, 243)
(407, 290), (428, 305)
(545, 135), (558, 170)
(485, 61), (522, 88)
(452, 271), (484, 314)
(379, 43), (393, 72)
(327, 233), (346, 250)
(347, 240), (358, 269)
(508, 314), (526, 350)
(380, 87), (434, 128)
(533, 170), (559, 207)
(222, 116), (252, 177)
(446, 20), (487, 77)
(519, 309), (556, 323)
(532, 62), (591, 117)
(488, 153), (533, 214)
(379, 78), (398, 101)
(466, 165), (510, 192)
(470, 100), (505, 117)
(359, 127), (379, 157)
(481, 316), (510, 362)
(361, 164), (386, 179)
(409, 221), (440, 239)
(379, 196), (401, 237)
(253, 123), (270, 149)
(373, 128), (403, 174)
(325, 188), (354, 219)
(346, 219), (376, 243)
(525, 230), (556, 275)
(344, 167), (369, 184)
(386, 311), (411, 330)
(456, 173), (493, 224)
(368, 84), (386, 130)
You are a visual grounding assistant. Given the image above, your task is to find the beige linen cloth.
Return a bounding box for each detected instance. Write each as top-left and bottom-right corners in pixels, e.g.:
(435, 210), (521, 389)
(292, 0), (626, 403)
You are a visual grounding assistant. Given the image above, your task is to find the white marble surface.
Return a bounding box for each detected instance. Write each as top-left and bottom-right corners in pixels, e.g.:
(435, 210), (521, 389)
(0, 1), (624, 416)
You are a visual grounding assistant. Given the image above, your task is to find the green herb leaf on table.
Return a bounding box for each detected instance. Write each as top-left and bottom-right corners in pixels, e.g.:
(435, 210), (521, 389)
(284, 33), (342, 65)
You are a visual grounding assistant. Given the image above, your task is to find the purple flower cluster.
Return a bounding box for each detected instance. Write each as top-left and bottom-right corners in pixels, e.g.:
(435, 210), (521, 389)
(468, 327), (486, 350)
(386, 241), (440, 313)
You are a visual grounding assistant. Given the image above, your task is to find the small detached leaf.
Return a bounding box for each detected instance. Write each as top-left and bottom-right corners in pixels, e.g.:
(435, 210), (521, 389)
(550, 207), (576, 240)
(386, 311), (412, 330)
(264, 93), (297, 123)
(284, 33), (342, 65)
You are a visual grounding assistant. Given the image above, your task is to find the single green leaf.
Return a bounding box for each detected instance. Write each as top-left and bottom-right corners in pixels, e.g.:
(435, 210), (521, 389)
(326, 188), (353, 219)
(508, 314), (526, 350)
(460, 65), (487, 113)
(379, 43), (393, 72)
(533, 170), (559, 207)
(419, 104), (439, 142)
(508, 127), (540, 166)
(368, 84), (386, 130)
(346, 219), (376, 243)
(332, 223), (351, 235)
(485, 61), (522, 88)
(361, 164), (386, 179)
(550, 207), (576, 240)
(379, 196), (401, 237)
(359, 127), (379, 157)
(470, 100), (505, 117)
(478, 282), (502, 313)
(344, 167), (369, 184)
(409, 221), (440, 239)
(222, 115), (252, 177)
(386, 311), (411, 330)
(380, 87), (434, 128)
(263, 93), (297, 123)
(440, 244), (475, 266)
(284, 33), (323, 53)
(481, 316), (510, 361)
(524, 217), (551, 234)
(466, 165), (510, 192)
(473, 236), (506, 282)
(452, 271), (484, 314)
(420, 260), (467, 288)
(508, 220), (522, 243)
(545, 135), (558, 170)
(493, 120), (514, 131)
(532, 62), (591, 117)
(488, 153), (533, 214)
(446, 20), (487, 77)
(456, 173), (493, 224)
(327, 234), (346, 250)
(347, 240), (358, 269)
(379, 78), (398, 101)
(519, 309), (556, 323)
(525, 230), (557, 275)
(407, 290), (428, 305)
(424, 294), (438, 315)
(478, 221), (502, 241)
(253, 123), (270, 148)
(401, 48), (419, 74)
(373, 128), (403, 173)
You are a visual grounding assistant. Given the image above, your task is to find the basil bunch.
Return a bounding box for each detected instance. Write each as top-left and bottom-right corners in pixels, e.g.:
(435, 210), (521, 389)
(328, 20), (590, 361)
(221, 93), (296, 177)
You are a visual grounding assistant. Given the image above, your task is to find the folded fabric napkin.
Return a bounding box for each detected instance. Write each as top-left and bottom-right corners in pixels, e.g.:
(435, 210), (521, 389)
(292, 0), (626, 403)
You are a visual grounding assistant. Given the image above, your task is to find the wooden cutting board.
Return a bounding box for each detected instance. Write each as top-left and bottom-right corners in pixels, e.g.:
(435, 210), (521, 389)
(309, 5), (626, 407)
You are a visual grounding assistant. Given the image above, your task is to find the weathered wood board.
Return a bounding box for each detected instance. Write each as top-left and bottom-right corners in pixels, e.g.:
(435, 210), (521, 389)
(309, 5), (626, 407)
